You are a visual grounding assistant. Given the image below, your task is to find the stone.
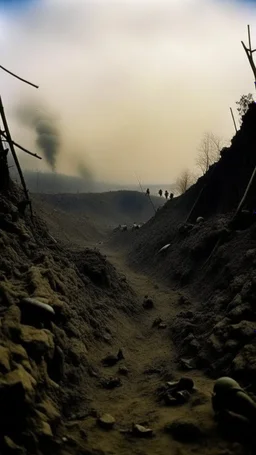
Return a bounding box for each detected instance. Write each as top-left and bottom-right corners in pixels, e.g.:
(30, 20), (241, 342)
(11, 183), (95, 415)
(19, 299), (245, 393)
(100, 377), (122, 389)
(165, 420), (204, 442)
(152, 317), (162, 327)
(19, 325), (55, 361)
(97, 414), (115, 429)
(118, 366), (129, 375)
(230, 320), (255, 342)
(0, 345), (11, 373)
(132, 424), (153, 438)
(9, 343), (28, 362)
(228, 304), (253, 323)
(158, 323), (167, 329)
(36, 398), (61, 431)
(180, 358), (196, 370)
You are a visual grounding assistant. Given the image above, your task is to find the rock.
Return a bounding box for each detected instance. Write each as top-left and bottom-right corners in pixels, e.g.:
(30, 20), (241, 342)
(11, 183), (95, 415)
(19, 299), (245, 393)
(0, 365), (37, 428)
(118, 366), (129, 376)
(143, 298), (154, 309)
(152, 317), (162, 327)
(36, 419), (53, 441)
(2, 305), (21, 341)
(230, 320), (255, 342)
(165, 420), (204, 442)
(19, 298), (55, 326)
(97, 414), (115, 430)
(19, 325), (55, 361)
(9, 343), (28, 362)
(180, 358), (196, 370)
(174, 390), (191, 404)
(158, 323), (167, 329)
(3, 436), (25, 454)
(100, 377), (122, 389)
(132, 424), (153, 438)
(228, 304), (253, 323)
(36, 398), (61, 431)
(0, 345), (11, 373)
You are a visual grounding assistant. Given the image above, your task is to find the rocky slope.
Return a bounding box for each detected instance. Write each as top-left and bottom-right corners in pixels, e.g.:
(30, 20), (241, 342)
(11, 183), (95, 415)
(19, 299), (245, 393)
(0, 183), (139, 454)
(127, 103), (256, 388)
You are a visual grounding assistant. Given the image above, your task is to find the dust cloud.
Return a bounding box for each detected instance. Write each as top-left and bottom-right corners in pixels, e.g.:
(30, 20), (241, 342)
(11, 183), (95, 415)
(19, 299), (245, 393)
(15, 102), (60, 172)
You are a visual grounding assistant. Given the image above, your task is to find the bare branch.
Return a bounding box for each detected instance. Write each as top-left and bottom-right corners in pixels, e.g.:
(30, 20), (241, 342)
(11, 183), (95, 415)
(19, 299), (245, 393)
(0, 130), (42, 160)
(176, 169), (195, 195)
(0, 65), (39, 88)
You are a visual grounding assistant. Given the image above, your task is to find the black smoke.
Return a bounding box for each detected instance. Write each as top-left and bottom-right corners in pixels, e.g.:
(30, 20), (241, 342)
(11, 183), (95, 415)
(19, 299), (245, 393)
(76, 161), (94, 182)
(15, 102), (60, 171)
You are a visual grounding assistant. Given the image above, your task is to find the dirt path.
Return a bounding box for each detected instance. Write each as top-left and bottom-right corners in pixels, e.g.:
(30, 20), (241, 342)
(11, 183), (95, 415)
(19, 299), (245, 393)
(72, 246), (246, 455)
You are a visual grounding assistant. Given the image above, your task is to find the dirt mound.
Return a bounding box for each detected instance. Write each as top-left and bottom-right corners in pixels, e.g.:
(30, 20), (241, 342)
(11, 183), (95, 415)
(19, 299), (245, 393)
(0, 184), (139, 454)
(127, 103), (256, 388)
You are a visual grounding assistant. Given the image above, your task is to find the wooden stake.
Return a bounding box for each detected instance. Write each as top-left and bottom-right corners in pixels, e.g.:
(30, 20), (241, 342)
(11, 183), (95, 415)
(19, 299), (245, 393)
(241, 25), (256, 87)
(248, 24), (252, 52)
(230, 107), (238, 132)
(0, 96), (32, 216)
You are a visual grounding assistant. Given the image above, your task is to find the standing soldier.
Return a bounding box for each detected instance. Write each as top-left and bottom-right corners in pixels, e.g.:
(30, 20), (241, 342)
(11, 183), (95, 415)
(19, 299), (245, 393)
(164, 190), (169, 199)
(170, 192), (174, 200)
(158, 189), (163, 197)
(146, 188), (150, 196)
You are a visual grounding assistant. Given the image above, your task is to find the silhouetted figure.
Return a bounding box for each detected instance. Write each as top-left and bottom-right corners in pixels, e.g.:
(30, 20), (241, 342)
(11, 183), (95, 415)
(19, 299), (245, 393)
(170, 192), (174, 200)
(146, 188), (150, 196)
(158, 189), (163, 197)
(164, 190), (169, 199)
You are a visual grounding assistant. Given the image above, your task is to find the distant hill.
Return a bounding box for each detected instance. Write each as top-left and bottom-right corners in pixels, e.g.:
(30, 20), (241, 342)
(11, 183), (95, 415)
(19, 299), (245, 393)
(10, 169), (175, 196)
(32, 190), (165, 247)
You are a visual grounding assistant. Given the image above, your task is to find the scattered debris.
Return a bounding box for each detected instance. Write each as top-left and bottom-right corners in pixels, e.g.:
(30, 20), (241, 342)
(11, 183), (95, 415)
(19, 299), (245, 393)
(180, 358), (197, 370)
(157, 244), (170, 254)
(158, 322), (167, 329)
(100, 377), (122, 389)
(132, 424), (153, 438)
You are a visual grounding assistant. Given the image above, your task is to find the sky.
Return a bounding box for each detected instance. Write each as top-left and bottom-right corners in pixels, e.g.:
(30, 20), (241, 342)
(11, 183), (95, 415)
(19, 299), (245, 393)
(0, 0), (256, 185)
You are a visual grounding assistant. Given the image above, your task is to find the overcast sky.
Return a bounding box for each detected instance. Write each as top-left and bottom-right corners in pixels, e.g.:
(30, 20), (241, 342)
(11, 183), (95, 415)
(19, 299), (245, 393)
(0, 0), (256, 184)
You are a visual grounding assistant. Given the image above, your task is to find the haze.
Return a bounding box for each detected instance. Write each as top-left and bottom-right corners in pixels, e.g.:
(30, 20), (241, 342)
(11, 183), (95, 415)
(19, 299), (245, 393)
(0, 0), (255, 185)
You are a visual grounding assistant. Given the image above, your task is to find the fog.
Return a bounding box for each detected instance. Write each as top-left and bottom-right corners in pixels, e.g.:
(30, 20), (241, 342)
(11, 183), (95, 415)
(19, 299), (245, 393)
(0, 0), (255, 184)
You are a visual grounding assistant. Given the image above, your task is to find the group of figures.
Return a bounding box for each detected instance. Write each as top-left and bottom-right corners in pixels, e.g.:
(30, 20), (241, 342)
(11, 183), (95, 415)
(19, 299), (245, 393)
(145, 188), (174, 200)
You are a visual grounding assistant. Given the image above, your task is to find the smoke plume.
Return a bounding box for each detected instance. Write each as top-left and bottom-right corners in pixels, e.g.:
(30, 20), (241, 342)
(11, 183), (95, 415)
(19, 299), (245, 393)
(15, 102), (60, 171)
(77, 161), (94, 182)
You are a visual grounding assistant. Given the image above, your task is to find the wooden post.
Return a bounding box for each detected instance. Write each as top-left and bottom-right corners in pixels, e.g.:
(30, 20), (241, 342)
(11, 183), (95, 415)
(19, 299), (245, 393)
(230, 107), (238, 132)
(0, 136), (9, 190)
(0, 96), (32, 216)
(241, 25), (256, 88)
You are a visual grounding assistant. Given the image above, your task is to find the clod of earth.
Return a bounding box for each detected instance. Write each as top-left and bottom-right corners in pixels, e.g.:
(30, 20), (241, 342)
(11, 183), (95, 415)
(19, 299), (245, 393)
(152, 317), (162, 327)
(100, 377), (122, 389)
(158, 322), (167, 329)
(97, 414), (116, 430)
(118, 366), (129, 375)
(101, 348), (124, 366)
(20, 297), (55, 315)
(143, 297), (154, 309)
